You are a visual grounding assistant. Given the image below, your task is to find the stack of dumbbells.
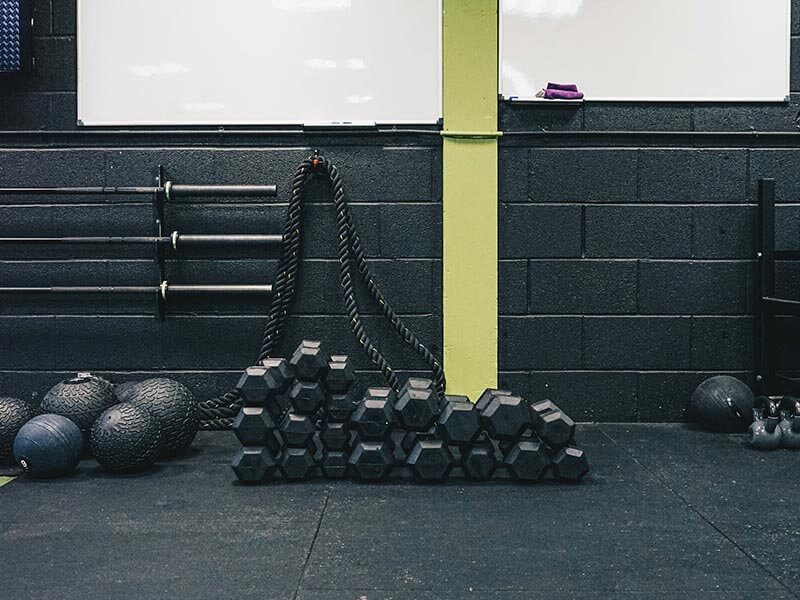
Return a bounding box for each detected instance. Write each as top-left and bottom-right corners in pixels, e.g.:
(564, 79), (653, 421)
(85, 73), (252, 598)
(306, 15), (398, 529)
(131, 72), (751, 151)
(231, 340), (589, 484)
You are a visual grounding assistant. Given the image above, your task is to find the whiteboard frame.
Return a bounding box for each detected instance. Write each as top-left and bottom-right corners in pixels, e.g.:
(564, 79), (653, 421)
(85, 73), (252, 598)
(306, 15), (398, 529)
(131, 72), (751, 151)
(76, 0), (443, 127)
(498, 0), (792, 103)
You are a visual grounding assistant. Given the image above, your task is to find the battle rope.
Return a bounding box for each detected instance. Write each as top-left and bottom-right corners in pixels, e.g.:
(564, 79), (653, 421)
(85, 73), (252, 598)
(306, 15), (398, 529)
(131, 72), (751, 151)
(197, 154), (445, 429)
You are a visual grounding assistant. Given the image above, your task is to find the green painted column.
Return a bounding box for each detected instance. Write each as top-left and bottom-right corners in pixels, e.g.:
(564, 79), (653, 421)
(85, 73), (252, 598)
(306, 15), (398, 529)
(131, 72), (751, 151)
(442, 0), (499, 399)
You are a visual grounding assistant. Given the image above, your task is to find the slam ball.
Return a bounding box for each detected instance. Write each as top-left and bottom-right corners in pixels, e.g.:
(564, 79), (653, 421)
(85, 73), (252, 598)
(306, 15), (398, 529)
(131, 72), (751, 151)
(40, 374), (117, 439)
(90, 403), (162, 473)
(689, 375), (755, 432)
(13, 414), (83, 478)
(126, 378), (198, 456)
(0, 397), (35, 464)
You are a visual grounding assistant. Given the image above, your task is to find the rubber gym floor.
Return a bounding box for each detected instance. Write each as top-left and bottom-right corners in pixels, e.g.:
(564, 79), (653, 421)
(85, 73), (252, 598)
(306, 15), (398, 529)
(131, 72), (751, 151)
(0, 424), (795, 600)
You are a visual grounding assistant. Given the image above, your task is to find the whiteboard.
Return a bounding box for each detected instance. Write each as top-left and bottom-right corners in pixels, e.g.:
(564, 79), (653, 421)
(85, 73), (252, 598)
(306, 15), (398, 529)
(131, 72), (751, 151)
(77, 0), (441, 125)
(501, 0), (791, 102)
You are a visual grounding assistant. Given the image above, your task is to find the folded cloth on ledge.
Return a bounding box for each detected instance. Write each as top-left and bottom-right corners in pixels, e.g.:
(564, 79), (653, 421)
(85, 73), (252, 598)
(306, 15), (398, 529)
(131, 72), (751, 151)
(547, 82), (579, 92)
(543, 88), (584, 100)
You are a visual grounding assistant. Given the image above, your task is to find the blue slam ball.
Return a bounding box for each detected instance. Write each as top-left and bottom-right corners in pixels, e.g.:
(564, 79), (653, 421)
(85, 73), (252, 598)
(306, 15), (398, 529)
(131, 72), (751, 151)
(14, 414), (83, 478)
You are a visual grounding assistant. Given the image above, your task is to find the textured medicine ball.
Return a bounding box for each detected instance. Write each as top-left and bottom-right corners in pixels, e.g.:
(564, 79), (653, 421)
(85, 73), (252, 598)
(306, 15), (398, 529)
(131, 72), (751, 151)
(0, 397), (35, 464)
(40, 374), (116, 439)
(13, 414), (83, 478)
(90, 403), (162, 473)
(126, 378), (198, 456)
(689, 375), (755, 432)
(113, 381), (140, 403)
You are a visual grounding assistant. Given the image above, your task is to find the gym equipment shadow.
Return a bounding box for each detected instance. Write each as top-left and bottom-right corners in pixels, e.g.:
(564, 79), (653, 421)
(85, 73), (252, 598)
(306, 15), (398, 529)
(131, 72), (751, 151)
(1, 424), (798, 600)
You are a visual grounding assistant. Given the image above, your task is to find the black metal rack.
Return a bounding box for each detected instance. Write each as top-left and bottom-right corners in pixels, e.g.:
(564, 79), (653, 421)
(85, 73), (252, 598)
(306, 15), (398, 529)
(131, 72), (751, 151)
(755, 177), (800, 394)
(0, 166), (279, 318)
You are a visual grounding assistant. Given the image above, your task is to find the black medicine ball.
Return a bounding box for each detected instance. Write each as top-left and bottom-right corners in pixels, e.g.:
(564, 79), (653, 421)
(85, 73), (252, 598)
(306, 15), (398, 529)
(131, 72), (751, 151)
(689, 375), (755, 432)
(90, 403), (162, 473)
(0, 397), (35, 464)
(40, 374), (116, 439)
(126, 378), (198, 456)
(13, 414), (83, 478)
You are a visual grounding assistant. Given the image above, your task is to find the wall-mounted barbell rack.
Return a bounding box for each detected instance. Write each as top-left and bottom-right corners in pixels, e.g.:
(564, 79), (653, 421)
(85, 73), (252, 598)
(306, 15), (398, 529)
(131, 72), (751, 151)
(0, 166), (279, 317)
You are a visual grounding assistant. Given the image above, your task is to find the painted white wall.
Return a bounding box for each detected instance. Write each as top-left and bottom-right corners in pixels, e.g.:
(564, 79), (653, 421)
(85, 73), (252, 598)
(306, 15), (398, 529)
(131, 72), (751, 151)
(78, 0), (441, 125)
(501, 0), (790, 101)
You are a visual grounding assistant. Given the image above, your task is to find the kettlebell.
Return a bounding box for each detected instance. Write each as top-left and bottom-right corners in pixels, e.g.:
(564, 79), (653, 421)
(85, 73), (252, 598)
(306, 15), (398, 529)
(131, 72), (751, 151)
(778, 396), (800, 449)
(748, 396), (781, 450)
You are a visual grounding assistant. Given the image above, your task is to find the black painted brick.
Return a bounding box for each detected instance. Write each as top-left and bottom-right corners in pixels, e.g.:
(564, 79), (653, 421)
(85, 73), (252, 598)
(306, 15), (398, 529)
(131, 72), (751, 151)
(637, 372), (709, 422)
(49, 93), (77, 129)
(52, 0), (76, 35)
(499, 148), (528, 203)
(690, 317), (754, 370)
(0, 94), (50, 130)
(583, 104), (691, 131)
(10, 37), (76, 93)
(0, 149), (105, 190)
(638, 150), (747, 203)
(499, 260), (527, 315)
(585, 206), (692, 258)
(792, 36), (800, 92)
(638, 261), (749, 315)
(499, 204), (582, 258)
(529, 371), (638, 422)
(528, 149), (637, 203)
(528, 260), (637, 315)
(693, 96), (800, 132)
(692, 206), (756, 259)
(497, 371), (530, 400)
(749, 150), (800, 201)
(499, 102), (582, 131)
(584, 317), (691, 370)
(315, 147), (436, 202)
(33, 0), (52, 35)
(380, 203), (441, 258)
(498, 316), (582, 370)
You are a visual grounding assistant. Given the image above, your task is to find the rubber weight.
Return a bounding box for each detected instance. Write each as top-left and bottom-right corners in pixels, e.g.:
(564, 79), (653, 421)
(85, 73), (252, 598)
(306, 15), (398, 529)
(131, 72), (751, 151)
(41, 374), (116, 439)
(231, 446), (277, 482)
(90, 403), (162, 473)
(0, 397), (35, 464)
(551, 447), (589, 481)
(407, 439), (454, 482)
(436, 396), (481, 445)
(13, 414), (83, 478)
(480, 395), (530, 441)
(126, 378), (198, 457)
(290, 340), (330, 381)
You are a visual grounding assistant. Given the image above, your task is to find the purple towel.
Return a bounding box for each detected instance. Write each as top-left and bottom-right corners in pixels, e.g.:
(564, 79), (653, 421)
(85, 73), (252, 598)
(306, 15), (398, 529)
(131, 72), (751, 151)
(543, 88), (584, 100)
(547, 82), (579, 92)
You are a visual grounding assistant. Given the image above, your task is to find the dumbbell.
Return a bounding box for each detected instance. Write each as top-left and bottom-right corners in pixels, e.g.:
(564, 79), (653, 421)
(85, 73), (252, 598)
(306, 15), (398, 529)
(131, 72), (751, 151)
(395, 378), (440, 431)
(503, 438), (550, 482)
(478, 391), (531, 442)
(476, 388), (512, 412)
(289, 340), (330, 382)
(349, 388), (397, 481)
(236, 359), (294, 418)
(277, 411), (318, 479)
(461, 438), (499, 481)
(748, 396), (781, 450)
(231, 447), (278, 483)
(550, 446), (589, 481)
(436, 395), (481, 446)
(232, 407), (281, 456)
(529, 400), (575, 448)
(778, 396), (800, 449)
(320, 420), (351, 479)
(406, 438), (454, 482)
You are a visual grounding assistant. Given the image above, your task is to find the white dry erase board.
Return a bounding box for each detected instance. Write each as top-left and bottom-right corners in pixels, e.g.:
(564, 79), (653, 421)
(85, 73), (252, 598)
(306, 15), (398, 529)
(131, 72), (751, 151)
(77, 0), (441, 125)
(500, 0), (791, 102)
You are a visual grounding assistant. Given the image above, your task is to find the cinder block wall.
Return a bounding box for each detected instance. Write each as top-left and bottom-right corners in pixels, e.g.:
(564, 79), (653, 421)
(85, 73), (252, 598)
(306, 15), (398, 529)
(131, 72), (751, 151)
(2, 0), (800, 421)
(0, 1), (442, 405)
(497, 4), (800, 421)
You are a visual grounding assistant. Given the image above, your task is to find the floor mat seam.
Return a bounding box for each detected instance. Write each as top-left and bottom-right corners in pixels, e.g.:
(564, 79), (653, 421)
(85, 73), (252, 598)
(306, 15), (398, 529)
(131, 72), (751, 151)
(292, 484), (332, 600)
(598, 425), (800, 600)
